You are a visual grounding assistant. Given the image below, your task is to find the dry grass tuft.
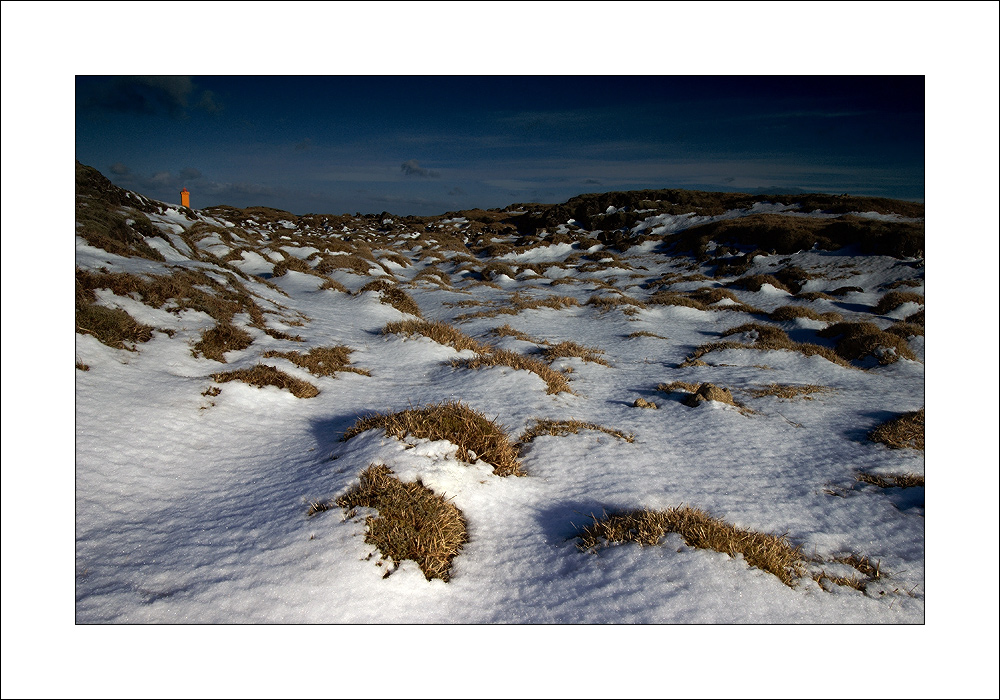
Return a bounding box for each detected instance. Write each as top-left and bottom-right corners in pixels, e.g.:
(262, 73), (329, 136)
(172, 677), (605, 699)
(586, 294), (648, 311)
(194, 322), (254, 362)
(628, 330), (668, 340)
(886, 321), (925, 339)
(577, 506), (805, 587)
(358, 282), (422, 318)
(452, 349), (573, 395)
(211, 364), (319, 398)
(731, 274), (793, 293)
(518, 418), (634, 445)
(342, 400), (523, 476)
(319, 278), (349, 293)
(855, 471), (924, 488)
(633, 397), (659, 409)
(868, 409), (925, 450)
(75, 302), (154, 350)
(769, 305), (843, 323)
(542, 341), (612, 367)
(490, 324), (542, 344)
(873, 291), (924, 315)
(743, 384), (834, 400)
(336, 464), (468, 582)
(455, 292), (580, 320)
(681, 322), (851, 368)
(657, 381), (702, 394)
(817, 322), (917, 365)
(383, 320), (489, 353)
(263, 346), (370, 377)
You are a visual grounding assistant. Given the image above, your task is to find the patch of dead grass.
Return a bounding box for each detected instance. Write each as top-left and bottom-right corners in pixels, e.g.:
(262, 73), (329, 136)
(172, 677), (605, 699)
(490, 324), (542, 344)
(873, 291), (924, 315)
(383, 320), (490, 353)
(262, 346), (370, 377)
(194, 322), (254, 362)
(817, 322), (917, 365)
(743, 384), (834, 400)
(211, 364), (319, 398)
(577, 506), (805, 587)
(452, 349), (573, 395)
(518, 418), (634, 445)
(681, 323), (851, 368)
(341, 400), (523, 476)
(455, 292), (580, 321)
(855, 471), (924, 488)
(633, 398), (659, 409)
(628, 331), (669, 340)
(769, 305), (843, 323)
(334, 463), (468, 582)
(868, 409), (924, 450)
(542, 341), (612, 367)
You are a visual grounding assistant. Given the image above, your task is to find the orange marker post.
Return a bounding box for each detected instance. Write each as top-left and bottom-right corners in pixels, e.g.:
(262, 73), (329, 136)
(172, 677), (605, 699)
(180, 187), (190, 208)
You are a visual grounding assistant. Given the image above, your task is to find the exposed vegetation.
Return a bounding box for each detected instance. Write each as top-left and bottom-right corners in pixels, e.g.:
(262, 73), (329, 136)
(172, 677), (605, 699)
(262, 346), (370, 377)
(868, 409), (925, 450)
(451, 349), (573, 395)
(211, 364), (319, 398)
(577, 506), (805, 587)
(518, 418), (634, 445)
(341, 400), (523, 476)
(335, 463), (468, 582)
(383, 320), (490, 353)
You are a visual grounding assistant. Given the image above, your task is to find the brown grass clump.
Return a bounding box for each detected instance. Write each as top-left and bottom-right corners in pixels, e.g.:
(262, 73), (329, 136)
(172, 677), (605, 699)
(730, 274), (792, 293)
(481, 261), (517, 280)
(193, 322), (254, 362)
(855, 471), (925, 488)
(358, 282), (422, 318)
(886, 321), (925, 338)
(817, 322), (917, 365)
(586, 294), (647, 311)
(628, 330), (669, 340)
(633, 398), (659, 409)
(681, 322), (851, 368)
(455, 293), (580, 320)
(577, 506), (805, 587)
(341, 400), (523, 476)
(452, 349), (573, 395)
(743, 384), (834, 400)
(262, 346), (370, 377)
(868, 409), (924, 450)
(648, 291), (709, 310)
(335, 463), (468, 582)
(75, 301), (154, 350)
(211, 364), (319, 398)
(518, 418), (634, 445)
(542, 341), (612, 367)
(657, 381), (702, 394)
(490, 324), (542, 344)
(873, 291), (924, 315)
(383, 320), (490, 353)
(315, 253), (380, 276)
(319, 277), (350, 293)
(769, 305), (843, 323)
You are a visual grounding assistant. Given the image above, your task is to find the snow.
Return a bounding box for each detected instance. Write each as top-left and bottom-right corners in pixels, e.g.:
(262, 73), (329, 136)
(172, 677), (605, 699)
(69, 199), (938, 627)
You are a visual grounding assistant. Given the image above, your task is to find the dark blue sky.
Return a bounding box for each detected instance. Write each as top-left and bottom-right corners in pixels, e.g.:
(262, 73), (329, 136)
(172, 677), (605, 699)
(75, 74), (923, 216)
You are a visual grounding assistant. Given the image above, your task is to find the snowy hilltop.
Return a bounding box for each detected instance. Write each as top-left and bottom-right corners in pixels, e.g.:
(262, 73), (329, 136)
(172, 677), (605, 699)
(75, 161), (925, 623)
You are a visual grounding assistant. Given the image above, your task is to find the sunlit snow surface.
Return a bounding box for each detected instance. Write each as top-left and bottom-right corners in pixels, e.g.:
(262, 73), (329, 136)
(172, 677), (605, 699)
(75, 205), (925, 623)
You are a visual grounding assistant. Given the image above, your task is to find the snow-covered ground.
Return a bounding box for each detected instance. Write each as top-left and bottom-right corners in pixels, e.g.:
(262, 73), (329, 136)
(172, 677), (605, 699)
(71, 194), (933, 626)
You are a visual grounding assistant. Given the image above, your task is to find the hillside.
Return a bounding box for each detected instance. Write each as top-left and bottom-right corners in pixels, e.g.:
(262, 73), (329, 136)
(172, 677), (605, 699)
(75, 161), (925, 623)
